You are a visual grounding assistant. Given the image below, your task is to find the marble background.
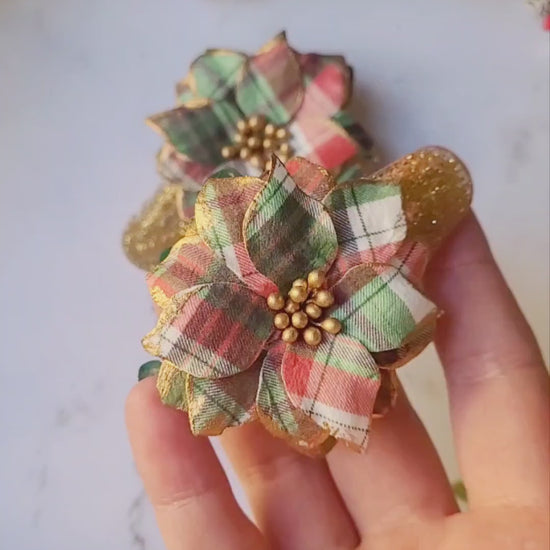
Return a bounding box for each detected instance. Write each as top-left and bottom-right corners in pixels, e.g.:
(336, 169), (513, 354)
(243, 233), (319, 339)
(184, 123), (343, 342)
(0, 0), (548, 548)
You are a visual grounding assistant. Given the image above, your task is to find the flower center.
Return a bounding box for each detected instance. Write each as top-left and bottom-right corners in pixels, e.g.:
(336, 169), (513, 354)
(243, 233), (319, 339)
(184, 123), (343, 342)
(220, 115), (293, 171)
(266, 270), (342, 347)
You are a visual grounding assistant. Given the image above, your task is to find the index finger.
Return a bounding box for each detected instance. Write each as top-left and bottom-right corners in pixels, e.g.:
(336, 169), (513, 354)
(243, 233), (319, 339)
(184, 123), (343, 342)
(425, 213), (549, 510)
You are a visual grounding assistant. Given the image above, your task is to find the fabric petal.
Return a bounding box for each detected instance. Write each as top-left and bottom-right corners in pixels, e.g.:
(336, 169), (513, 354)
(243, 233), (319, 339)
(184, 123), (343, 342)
(244, 157), (338, 293)
(156, 360), (188, 411)
(187, 49), (247, 101)
(156, 143), (214, 192)
(282, 334), (381, 450)
(330, 264), (437, 353)
(298, 53), (352, 110)
(289, 116), (358, 171)
(175, 76), (197, 105)
(146, 224), (240, 309)
(195, 174), (277, 297)
(332, 110), (375, 156)
(147, 99), (242, 165)
(297, 58), (350, 118)
(142, 284), (273, 378)
(389, 240), (430, 289)
(256, 343), (334, 456)
(365, 147), (473, 250)
(186, 359), (260, 436)
(285, 156), (336, 202)
(235, 32), (304, 125)
(323, 181), (407, 283)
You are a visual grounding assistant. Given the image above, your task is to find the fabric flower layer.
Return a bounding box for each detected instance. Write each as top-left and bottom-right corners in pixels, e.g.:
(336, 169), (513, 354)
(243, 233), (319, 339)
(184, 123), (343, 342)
(123, 32), (376, 270)
(143, 147), (473, 455)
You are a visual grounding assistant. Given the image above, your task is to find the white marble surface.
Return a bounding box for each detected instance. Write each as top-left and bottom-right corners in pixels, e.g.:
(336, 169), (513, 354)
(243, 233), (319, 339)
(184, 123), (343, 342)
(0, 0), (548, 548)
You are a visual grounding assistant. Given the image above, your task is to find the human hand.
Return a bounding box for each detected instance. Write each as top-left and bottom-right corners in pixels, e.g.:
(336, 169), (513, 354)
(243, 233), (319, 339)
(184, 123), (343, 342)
(126, 214), (549, 550)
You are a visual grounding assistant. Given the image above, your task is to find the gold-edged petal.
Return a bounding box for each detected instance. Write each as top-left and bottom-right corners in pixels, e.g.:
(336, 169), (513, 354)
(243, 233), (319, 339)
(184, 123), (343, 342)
(235, 32), (304, 125)
(243, 156), (338, 293)
(142, 285), (273, 379)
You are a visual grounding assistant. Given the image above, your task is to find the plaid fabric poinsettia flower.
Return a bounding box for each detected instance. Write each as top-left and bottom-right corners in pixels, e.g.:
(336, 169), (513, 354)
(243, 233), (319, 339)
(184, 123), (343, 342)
(149, 31), (374, 205)
(142, 148), (472, 455)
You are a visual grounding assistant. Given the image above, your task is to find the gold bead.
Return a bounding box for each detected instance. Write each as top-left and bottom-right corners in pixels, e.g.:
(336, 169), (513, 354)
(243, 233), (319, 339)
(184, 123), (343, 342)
(247, 136), (261, 150)
(288, 286), (308, 303)
(239, 147), (251, 160)
(273, 312), (290, 330)
(277, 142), (291, 155)
(313, 290), (334, 308)
(321, 317), (342, 335)
(291, 311), (309, 329)
(267, 292), (285, 311)
(303, 326), (322, 346)
(307, 270), (325, 289)
(249, 154), (264, 168)
(236, 119), (248, 132)
(264, 123), (276, 137)
(275, 127), (288, 140)
(281, 326), (299, 344)
(221, 146), (235, 159)
(262, 138), (274, 151)
(304, 302), (322, 320)
(284, 299), (301, 314)
(248, 115), (266, 131)
(292, 278), (308, 289)
(233, 133), (245, 145)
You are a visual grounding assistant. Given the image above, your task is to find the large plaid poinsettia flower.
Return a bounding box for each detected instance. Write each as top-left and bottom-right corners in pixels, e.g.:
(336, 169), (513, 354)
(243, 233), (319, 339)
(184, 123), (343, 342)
(142, 148), (472, 455)
(148, 32), (373, 202)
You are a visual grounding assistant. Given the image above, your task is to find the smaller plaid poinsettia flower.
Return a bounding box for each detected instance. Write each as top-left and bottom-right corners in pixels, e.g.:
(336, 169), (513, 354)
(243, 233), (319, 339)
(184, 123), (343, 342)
(148, 32), (373, 201)
(143, 148), (472, 454)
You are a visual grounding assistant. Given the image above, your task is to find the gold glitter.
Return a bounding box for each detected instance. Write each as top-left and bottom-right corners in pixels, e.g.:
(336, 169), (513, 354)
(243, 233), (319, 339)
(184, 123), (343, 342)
(122, 184), (190, 270)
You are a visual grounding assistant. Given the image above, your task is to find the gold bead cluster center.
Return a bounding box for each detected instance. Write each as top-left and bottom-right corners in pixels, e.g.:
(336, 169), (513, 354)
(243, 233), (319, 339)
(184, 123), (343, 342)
(267, 270), (342, 347)
(221, 115), (293, 172)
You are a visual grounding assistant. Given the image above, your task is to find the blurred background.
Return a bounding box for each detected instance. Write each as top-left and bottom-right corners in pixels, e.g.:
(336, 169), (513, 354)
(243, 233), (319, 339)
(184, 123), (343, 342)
(1, 0), (548, 548)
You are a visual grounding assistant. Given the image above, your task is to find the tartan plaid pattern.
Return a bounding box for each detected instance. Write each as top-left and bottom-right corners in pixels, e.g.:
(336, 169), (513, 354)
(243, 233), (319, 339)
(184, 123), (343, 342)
(156, 143), (214, 192)
(147, 231), (239, 309)
(256, 343), (331, 450)
(157, 360), (188, 411)
(235, 34), (303, 125)
(298, 62), (348, 118)
(187, 359), (260, 435)
(244, 157), (338, 293)
(289, 116), (358, 172)
(389, 240), (430, 289)
(189, 50), (246, 101)
(323, 181), (407, 283)
(143, 284), (273, 378)
(282, 334), (381, 449)
(148, 98), (242, 165)
(285, 156), (336, 202)
(195, 175), (277, 298)
(330, 263), (437, 352)
(332, 110), (375, 154)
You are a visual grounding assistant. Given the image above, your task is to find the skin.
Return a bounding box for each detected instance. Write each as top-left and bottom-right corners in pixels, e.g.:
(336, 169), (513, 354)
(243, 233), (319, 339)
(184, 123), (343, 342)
(126, 214), (549, 550)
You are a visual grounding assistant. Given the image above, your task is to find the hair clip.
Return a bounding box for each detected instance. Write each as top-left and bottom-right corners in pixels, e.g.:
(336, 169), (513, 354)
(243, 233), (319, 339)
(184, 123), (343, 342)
(123, 32), (376, 270)
(140, 148), (473, 456)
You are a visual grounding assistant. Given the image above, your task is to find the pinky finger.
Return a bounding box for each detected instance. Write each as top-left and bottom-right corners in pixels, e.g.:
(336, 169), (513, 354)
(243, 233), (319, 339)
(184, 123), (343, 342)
(125, 378), (267, 550)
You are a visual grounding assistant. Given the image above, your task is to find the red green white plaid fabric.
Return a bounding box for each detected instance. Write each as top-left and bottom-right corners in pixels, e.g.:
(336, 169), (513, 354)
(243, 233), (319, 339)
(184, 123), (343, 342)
(143, 284), (273, 378)
(323, 181), (407, 283)
(244, 157), (338, 292)
(282, 334), (381, 449)
(195, 174), (277, 298)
